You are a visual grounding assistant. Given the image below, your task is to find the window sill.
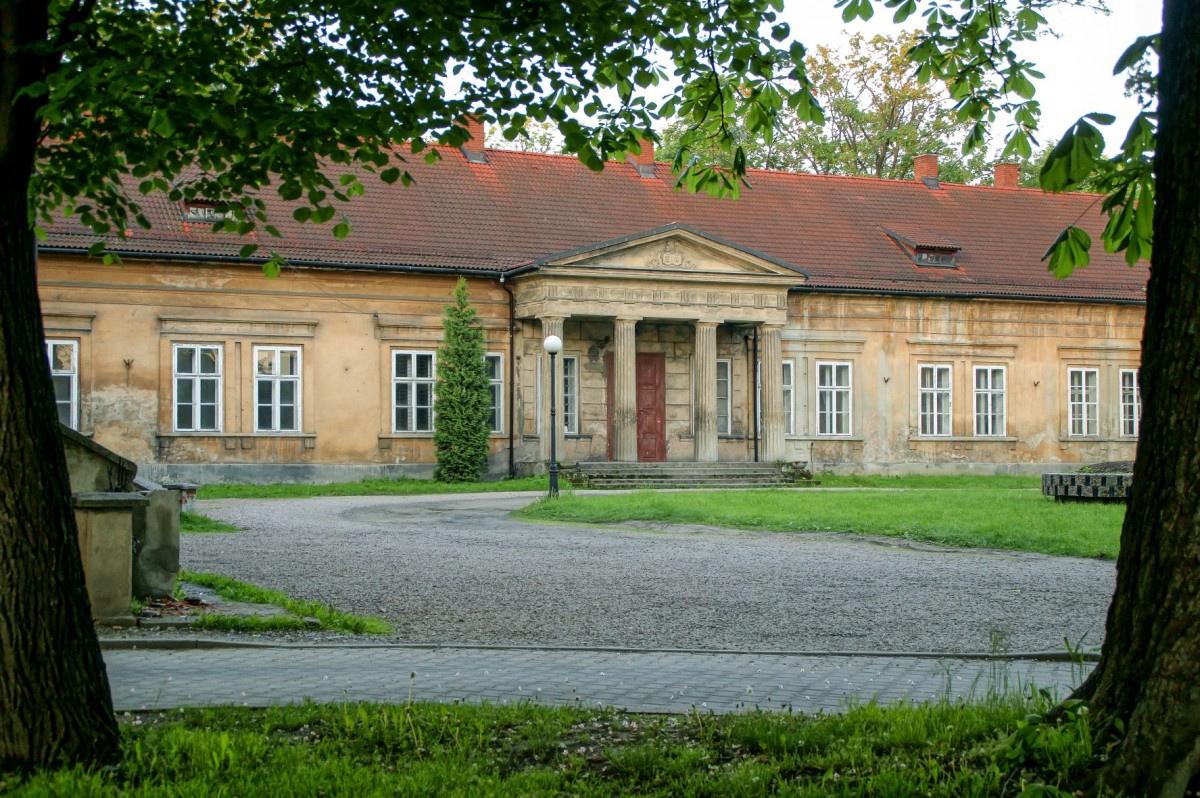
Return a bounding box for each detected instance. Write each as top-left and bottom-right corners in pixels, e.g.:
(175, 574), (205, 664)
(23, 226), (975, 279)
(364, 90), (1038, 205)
(158, 432), (314, 439)
(910, 436), (1018, 443)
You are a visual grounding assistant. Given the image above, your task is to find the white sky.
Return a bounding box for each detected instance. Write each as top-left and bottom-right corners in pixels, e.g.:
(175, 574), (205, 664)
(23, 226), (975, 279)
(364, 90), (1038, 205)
(781, 0), (1162, 152)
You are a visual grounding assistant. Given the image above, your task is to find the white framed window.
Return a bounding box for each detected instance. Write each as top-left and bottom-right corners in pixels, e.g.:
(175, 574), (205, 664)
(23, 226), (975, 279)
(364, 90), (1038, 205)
(393, 350), (435, 433)
(45, 339), (78, 429)
(782, 360), (795, 436)
(486, 354), (503, 434)
(973, 365), (1006, 437)
(918, 364), (952, 436)
(716, 359), (732, 436)
(562, 355), (579, 435)
(254, 346), (301, 432)
(1068, 367), (1099, 437)
(174, 344), (222, 432)
(1120, 368), (1141, 437)
(816, 361), (852, 436)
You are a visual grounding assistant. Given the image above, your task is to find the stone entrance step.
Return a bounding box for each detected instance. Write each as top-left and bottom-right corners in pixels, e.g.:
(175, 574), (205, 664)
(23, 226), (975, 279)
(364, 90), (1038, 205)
(567, 461), (813, 489)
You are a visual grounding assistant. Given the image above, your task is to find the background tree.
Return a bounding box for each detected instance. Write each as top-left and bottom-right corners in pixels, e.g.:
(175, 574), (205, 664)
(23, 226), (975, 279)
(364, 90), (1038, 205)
(660, 32), (1018, 183)
(485, 119), (564, 153)
(433, 279), (491, 483)
(2, 0), (810, 769)
(776, 32), (986, 180)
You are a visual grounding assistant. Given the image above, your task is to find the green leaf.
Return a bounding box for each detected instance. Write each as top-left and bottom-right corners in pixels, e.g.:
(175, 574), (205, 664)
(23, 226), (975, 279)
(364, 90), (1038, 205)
(1042, 226), (1092, 278)
(891, 0), (916, 23)
(1114, 35), (1158, 74)
(380, 167), (401, 184)
(239, 243), (259, 258)
(332, 220), (351, 239)
(1085, 113), (1116, 126)
(293, 207), (312, 223)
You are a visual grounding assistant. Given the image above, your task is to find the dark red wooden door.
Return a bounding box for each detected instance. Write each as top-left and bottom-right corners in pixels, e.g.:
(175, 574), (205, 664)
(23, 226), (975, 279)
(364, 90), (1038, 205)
(636, 354), (666, 461)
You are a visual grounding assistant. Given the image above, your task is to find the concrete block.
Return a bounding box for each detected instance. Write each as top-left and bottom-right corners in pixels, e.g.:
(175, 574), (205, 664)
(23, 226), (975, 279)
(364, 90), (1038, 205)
(74, 492), (146, 622)
(133, 489), (181, 600)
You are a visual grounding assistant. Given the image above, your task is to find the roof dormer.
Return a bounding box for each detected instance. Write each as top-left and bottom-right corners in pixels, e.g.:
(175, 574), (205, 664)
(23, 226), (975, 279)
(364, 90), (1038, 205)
(881, 225), (962, 269)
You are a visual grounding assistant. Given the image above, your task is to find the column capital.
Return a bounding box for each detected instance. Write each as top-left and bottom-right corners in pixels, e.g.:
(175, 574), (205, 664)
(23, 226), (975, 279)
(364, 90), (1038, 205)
(693, 320), (720, 329)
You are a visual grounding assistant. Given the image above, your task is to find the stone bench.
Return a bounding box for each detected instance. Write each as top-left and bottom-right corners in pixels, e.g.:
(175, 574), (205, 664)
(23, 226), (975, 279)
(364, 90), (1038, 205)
(1042, 472), (1132, 503)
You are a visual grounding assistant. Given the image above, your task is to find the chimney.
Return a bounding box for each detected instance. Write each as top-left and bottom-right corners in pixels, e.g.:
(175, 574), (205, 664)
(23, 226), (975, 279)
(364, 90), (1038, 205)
(458, 115), (485, 147)
(993, 162), (1020, 190)
(914, 154), (939, 184)
(457, 115), (487, 164)
(627, 137), (657, 178)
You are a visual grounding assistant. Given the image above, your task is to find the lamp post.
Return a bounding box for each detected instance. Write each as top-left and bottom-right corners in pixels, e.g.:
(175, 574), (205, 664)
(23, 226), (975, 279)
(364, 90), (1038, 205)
(543, 334), (562, 498)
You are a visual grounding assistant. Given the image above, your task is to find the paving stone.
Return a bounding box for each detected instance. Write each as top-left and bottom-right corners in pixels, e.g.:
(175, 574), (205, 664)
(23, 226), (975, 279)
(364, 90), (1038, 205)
(104, 645), (1092, 715)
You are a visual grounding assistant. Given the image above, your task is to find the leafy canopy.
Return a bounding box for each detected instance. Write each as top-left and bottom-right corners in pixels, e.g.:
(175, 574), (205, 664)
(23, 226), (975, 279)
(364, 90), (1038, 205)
(33, 0), (818, 263)
(31, 0), (1151, 278)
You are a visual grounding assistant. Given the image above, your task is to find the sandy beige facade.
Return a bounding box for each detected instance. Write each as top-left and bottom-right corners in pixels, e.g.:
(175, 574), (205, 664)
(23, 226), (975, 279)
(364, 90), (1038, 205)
(38, 225), (1143, 482)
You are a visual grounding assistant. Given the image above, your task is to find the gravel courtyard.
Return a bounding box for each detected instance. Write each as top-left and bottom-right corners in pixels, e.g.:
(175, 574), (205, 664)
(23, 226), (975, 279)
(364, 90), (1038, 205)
(187, 492), (1115, 655)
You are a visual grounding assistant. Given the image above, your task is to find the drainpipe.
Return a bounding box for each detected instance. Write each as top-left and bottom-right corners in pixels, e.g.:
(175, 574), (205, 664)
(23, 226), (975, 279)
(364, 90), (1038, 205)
(500, 276), (517, 478)
(752, 327), (760, 463)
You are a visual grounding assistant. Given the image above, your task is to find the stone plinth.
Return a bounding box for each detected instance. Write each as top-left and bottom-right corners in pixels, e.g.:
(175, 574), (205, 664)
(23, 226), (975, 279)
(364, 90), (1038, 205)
(74, 492), (148, 622)
(1042, 472), (1132, 503)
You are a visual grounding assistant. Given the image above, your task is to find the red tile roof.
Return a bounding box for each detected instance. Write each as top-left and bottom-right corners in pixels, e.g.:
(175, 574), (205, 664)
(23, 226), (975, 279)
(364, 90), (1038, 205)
(40, 147), (1148, 303)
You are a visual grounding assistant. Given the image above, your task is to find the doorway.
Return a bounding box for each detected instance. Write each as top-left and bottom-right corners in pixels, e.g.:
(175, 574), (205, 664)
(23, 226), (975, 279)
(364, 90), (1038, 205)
(606, 353), (667, 461)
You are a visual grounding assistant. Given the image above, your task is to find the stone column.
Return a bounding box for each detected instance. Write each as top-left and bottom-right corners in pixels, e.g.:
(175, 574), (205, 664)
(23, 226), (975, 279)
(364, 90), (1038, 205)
(611, 317), (639, 462)
(693, 321), (719, 462)
(540, 316), (565, 466)
(759, 323), (786, 462)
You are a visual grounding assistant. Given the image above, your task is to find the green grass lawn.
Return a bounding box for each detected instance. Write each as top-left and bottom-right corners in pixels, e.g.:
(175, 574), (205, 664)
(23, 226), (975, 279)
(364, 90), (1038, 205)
(3, 696), (1099, 796)
(197, 475), (547, 500)
(180, 571), (392, 635)
(814, 473), (1041, 489)
(179, 511), (239, 533)
(519, 486), (1123, 559)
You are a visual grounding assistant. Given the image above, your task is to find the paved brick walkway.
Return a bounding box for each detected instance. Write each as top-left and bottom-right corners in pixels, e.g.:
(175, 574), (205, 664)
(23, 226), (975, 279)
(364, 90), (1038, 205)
(103, 644), (1093, 714)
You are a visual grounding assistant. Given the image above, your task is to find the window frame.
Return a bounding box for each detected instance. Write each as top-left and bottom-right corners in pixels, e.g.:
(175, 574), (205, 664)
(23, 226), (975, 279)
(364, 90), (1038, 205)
(45, 338), (79, 430)
(1067, 366), (1100, 437)
(917, 363), (953, 437)
(485, 353), (503, 434)
(173, 343), (224, 433)
(253, 345), (302, 433)
(782, 359), (795, 436)
(815, 360), (853, 437)
(716, 358), (732, 436)
(972, 365), (1007, 437)
(561, 355), (579, 435)
(1120, 368), (1141, 438)
(392, 349), (436, 434)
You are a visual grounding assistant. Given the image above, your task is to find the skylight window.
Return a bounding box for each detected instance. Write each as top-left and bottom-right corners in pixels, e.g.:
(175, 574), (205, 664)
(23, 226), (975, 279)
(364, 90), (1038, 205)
(913, 250), (957, 268)
(182, 202), (230, 223)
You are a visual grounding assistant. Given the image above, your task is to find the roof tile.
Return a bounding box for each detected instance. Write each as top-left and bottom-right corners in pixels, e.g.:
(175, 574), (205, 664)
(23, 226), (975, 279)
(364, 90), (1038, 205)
(40, 147), (1148, 302)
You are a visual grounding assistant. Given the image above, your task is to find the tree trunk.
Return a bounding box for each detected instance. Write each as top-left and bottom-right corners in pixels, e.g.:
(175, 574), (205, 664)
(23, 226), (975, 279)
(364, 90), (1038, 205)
(0, 0), (121, 771)
(1076, 1), (1200, 795)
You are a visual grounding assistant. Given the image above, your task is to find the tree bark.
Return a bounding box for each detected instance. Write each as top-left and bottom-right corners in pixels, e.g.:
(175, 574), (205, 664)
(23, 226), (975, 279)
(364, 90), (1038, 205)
(0, 0), (121, 771)
(1076, 1), (1200, 795)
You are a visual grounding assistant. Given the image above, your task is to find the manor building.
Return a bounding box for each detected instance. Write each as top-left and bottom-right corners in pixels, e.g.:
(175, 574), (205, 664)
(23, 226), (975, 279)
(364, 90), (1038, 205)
(38, 122), (1147, 482)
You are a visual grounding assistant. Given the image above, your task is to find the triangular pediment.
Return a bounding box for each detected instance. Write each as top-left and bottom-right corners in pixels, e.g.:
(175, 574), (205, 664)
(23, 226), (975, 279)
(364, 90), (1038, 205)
(535, 224), (807, 280)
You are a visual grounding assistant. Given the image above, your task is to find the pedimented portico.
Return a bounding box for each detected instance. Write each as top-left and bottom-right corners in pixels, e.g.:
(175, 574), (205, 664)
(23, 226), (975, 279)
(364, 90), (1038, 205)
(509, 225), (806, 464)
